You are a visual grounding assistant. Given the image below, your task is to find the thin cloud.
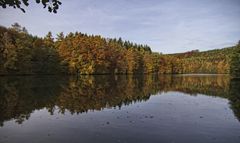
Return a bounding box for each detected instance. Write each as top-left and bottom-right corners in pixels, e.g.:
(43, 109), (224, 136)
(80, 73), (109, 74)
(0, 0), (239, 53)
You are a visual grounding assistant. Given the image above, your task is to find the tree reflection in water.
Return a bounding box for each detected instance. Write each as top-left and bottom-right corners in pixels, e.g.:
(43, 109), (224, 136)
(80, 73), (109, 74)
(0, 75), (239, 126)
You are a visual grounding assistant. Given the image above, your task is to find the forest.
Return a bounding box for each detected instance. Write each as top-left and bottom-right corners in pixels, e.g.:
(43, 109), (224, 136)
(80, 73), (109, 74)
(0, 23), (239, 76)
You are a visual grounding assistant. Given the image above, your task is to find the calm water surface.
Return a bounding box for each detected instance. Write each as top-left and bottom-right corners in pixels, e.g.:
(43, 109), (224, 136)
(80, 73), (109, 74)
(0, 75), (240, 143)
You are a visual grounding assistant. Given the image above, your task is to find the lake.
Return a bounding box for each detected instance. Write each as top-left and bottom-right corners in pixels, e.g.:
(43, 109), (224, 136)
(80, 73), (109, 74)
(0, 75), (240, 143)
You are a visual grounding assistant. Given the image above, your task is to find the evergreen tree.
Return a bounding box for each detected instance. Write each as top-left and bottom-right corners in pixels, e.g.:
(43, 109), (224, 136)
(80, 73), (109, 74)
(230, 43), (240, 77)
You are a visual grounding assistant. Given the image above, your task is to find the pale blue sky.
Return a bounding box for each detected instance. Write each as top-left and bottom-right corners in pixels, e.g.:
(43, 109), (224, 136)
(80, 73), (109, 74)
(0, 0), (240, 53)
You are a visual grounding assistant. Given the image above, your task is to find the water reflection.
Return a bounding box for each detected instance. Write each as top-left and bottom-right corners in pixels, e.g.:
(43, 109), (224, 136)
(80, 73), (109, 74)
(0, 75), (239, 127)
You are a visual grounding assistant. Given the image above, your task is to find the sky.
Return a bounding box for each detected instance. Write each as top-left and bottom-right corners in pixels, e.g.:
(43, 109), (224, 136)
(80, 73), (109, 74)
(0, 0), (240, 54)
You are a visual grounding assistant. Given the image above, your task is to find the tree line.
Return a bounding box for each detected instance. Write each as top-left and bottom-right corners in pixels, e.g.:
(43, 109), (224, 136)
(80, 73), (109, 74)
(0, 23), (239, 76)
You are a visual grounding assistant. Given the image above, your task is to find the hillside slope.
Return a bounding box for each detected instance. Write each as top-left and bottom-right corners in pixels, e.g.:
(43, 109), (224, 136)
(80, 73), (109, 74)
(165, 46), (237, 74)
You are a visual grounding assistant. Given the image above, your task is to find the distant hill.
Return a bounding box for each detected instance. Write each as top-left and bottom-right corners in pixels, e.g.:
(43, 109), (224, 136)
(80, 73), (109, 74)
(164, 46), (237, 74)
(169, 46), (236, 59)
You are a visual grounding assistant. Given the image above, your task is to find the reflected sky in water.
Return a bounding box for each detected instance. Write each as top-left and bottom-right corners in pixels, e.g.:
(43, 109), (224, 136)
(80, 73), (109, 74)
(0, 75), (240, 143)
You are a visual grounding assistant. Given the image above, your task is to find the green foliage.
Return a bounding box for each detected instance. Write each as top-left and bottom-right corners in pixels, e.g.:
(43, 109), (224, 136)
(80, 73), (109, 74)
(0, 0), (62, 13)
(230, 43), (240, 77)
(0, 24), (60, 75)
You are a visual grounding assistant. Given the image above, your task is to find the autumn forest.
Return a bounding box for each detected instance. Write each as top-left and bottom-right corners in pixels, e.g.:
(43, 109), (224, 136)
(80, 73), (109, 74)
(0, 23), (240, 76)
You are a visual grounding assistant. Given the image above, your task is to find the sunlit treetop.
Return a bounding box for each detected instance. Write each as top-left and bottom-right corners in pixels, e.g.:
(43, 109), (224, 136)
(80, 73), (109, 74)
(0, 0), (62, 13)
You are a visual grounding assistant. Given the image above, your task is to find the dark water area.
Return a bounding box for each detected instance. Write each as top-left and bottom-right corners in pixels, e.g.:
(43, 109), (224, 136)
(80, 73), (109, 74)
(0, 75), (240, 143)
